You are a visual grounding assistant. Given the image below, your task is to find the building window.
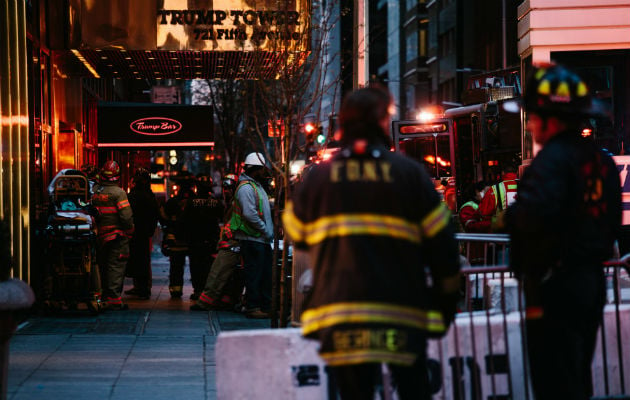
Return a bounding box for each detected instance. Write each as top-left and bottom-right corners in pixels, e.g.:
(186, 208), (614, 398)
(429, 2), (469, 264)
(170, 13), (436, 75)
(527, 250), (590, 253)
(406, 86), (416, 116)
(407, 0), (426, 10)
(418, 26), (427, 57)
(439, 78), (456, 102)
(439, 30), (454, 57)
(406, 32), (418, 62)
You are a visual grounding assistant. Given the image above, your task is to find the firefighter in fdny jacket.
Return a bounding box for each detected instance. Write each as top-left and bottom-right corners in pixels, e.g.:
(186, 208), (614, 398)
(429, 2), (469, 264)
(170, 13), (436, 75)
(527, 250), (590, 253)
(91, 160), (134, 310)
(283, 86), (461, 399)
(505, 64), (621, 400)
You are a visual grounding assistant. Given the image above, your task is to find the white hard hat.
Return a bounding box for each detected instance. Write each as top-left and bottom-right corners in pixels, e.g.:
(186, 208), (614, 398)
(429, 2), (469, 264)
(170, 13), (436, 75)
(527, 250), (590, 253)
(244, 152), (266, 167)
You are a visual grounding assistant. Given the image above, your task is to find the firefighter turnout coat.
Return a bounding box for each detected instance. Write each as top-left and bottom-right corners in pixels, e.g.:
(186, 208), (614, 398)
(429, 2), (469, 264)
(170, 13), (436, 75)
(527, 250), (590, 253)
(92, 181), (134, 244)
(506, 131), (622, 312)
(283, 144), (461, 367)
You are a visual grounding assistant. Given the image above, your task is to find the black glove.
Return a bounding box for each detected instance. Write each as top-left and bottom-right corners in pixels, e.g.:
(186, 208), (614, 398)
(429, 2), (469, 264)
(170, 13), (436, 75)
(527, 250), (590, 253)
(426, 290), (460, 339)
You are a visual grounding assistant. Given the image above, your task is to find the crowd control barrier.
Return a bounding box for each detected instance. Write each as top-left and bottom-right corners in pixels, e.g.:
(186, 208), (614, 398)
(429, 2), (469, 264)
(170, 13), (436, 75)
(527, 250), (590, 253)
(255, 234), (630, 399)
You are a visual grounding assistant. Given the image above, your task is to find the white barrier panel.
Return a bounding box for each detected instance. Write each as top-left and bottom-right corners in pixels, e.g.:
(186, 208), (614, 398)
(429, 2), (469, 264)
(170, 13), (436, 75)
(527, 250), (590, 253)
(216, 306), (630, 400)
(592, 304), (630, 396)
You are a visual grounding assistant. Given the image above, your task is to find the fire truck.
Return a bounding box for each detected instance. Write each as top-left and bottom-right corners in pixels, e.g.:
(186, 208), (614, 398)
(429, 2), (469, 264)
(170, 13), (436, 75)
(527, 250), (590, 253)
(392, 68), (522, 212)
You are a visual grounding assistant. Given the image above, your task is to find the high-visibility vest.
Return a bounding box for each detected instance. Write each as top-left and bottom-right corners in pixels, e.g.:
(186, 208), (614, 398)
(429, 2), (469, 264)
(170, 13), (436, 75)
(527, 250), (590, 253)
(229, 181), (264, 237)
(493, 180), (518, 213)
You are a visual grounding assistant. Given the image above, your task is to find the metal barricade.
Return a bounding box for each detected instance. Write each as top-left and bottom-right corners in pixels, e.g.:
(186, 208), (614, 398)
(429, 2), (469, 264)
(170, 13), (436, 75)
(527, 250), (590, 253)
(432, 233), (630, 400)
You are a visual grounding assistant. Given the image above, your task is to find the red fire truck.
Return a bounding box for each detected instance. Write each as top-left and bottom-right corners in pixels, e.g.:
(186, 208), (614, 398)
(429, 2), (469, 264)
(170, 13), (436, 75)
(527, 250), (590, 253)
(392, 68), (522, 212)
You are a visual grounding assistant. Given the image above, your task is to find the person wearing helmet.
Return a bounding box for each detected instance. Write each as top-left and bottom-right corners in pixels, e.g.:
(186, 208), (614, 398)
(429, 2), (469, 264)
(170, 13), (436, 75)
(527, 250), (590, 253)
(125, 168), (159, 300)
(91, 160), (135, 311)
(504, 64), (621, 400)
(230, 152), (274, 319)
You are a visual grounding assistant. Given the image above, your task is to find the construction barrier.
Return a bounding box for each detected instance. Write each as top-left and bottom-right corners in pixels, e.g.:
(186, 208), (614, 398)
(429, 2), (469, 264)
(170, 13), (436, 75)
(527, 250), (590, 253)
(216, 304), (629, 400)
(261, 233), (630, 399)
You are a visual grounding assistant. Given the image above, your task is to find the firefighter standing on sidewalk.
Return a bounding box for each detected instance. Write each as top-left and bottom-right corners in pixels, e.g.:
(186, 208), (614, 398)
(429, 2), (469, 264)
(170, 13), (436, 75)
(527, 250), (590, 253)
(283, 86), (461, 399)
(181, 174), (223, 300)
(91, 160), (134, 310)
(504, 64), (621, 400)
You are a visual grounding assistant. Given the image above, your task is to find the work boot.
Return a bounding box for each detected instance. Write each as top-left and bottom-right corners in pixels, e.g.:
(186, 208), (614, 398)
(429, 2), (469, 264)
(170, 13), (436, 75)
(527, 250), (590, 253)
(245, 309), (270, 319)
(169, 286), (183, 299)
(125, 287), (151, 300)
(190, 291), (201, 301)
(124, 287), (141, 296)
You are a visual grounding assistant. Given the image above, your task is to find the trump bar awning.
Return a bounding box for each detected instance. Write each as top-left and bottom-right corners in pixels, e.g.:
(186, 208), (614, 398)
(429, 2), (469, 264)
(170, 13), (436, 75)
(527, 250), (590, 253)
(97, 102), (213, 148)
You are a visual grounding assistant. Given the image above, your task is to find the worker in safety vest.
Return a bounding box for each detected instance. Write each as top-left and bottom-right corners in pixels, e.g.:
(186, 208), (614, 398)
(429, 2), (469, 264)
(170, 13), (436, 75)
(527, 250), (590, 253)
(478, 164), (518, 231)
(92, 160), (134, 310)
(230, 152), (274, 319)
(458, 180), (490, 233)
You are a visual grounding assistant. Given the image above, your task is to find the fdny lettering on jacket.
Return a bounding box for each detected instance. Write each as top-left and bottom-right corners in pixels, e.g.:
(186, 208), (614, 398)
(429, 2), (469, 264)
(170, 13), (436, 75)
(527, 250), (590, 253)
(330, 160), (393, 183)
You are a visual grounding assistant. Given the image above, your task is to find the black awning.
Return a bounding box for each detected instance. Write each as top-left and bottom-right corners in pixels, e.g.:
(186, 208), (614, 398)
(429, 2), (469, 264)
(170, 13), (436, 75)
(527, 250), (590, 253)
(97, 102), (213, 148)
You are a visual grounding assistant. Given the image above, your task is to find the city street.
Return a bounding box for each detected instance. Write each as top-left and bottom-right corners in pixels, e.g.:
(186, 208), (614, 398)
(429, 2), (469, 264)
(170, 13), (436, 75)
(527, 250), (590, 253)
(7, 253), (269, 400)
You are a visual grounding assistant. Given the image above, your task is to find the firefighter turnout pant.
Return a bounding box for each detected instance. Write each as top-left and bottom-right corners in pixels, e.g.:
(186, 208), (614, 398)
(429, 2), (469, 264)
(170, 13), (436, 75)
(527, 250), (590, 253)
(98, 236), (130, 305)
(169, 246), (213, 294)
(525, 266), (605, 400)
(196, 243), (242, 309)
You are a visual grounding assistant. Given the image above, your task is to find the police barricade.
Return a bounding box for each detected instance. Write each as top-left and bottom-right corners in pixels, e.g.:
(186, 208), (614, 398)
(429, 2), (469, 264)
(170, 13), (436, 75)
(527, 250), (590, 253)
(220, 237), (630, 399)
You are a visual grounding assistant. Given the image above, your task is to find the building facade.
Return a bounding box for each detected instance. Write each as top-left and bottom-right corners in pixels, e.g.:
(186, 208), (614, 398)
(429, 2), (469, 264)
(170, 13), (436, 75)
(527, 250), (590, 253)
(517, 0), (630, 160)
(369, 0), (520, 118)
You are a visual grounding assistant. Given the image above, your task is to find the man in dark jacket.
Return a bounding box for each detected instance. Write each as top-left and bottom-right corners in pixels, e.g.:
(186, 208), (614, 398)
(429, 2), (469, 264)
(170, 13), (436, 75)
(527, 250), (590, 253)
(125, 168), (159, 300)
(160, 175), (196, 299)
(505, 64), (621, 400)
(283, 86), (461, 399)
(181, 174), (223, 300)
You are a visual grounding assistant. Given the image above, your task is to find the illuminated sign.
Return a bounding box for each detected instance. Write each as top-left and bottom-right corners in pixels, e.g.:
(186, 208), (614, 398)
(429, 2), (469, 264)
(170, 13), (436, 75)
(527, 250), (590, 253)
(98, 103), (213, 148)
(130, 117), (183, 136)
(156, 0), (309, 52)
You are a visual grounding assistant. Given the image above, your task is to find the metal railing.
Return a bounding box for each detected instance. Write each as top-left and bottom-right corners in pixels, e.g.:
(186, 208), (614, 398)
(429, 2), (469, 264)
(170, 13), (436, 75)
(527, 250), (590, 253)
(445, 233), (630, 400)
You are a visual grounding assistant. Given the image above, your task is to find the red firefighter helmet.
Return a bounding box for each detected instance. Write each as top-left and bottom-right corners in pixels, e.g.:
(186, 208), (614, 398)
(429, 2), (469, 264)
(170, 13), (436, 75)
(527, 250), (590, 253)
(222, 173), (238, 189)
(100, 160), (121, 182)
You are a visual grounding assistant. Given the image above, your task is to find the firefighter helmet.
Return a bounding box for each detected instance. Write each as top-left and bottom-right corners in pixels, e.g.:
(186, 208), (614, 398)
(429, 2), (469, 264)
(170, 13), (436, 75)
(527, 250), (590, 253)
(100, 160), (121, 182)
(222, 173), (237, 189)
(525, 64), (594, 116)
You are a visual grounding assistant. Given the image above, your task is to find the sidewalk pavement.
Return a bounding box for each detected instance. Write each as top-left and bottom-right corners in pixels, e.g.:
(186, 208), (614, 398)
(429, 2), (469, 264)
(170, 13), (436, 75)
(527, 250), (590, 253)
(7, 253), (271, 400)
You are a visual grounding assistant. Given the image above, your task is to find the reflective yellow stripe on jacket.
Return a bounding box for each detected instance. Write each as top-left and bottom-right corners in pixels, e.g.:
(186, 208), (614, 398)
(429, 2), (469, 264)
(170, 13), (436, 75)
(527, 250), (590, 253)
(320, 349), (417, 367)
(283, 201), (450, 245)
(301, 302), (446, 335)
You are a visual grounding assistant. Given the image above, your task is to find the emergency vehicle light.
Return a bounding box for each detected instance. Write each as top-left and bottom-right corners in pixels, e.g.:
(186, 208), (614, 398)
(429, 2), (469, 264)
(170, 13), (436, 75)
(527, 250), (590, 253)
(400, 123), (448, 134)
